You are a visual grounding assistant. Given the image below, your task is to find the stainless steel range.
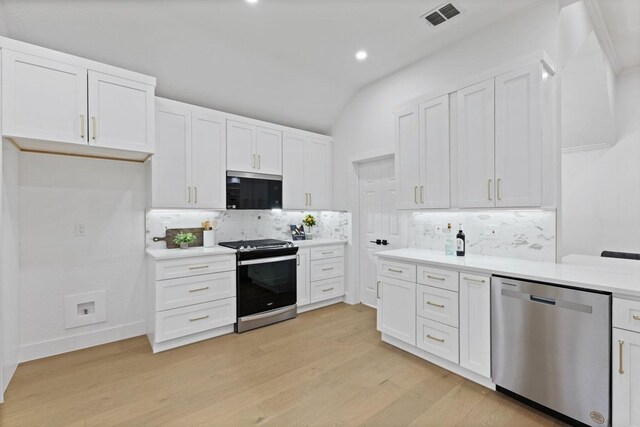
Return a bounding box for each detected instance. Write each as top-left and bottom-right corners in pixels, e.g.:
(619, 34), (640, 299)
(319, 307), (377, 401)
(218, 239), (298, 333)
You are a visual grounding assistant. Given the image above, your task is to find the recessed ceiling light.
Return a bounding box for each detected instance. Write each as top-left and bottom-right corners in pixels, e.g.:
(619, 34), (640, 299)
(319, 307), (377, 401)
(246, 0), (258, 4)
(355, 50), (368, 61)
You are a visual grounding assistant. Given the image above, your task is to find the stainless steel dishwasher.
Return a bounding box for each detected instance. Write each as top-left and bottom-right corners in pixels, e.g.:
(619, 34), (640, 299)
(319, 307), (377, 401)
(492, 276), (611, 426)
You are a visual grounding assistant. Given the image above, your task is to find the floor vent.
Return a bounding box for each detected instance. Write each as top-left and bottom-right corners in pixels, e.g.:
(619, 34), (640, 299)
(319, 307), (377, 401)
(421, 2), (463, 27)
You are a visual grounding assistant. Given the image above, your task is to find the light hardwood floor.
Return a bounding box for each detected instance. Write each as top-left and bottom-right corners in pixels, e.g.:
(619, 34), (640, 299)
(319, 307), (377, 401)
(0, 304), (565, 426)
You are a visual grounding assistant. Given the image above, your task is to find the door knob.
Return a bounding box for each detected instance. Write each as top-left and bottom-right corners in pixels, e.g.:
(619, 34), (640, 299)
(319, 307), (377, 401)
(370, 239), (382, 245)
(381, 240), (389, 246)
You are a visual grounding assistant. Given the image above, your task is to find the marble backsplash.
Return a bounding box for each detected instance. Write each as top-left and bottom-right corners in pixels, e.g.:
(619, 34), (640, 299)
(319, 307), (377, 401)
(146, 210), (351, 249)
(408, 210), (556, 262)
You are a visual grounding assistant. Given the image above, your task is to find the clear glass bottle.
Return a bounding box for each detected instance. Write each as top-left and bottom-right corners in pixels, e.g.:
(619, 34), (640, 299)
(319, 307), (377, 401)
(445, 223), (454, 255)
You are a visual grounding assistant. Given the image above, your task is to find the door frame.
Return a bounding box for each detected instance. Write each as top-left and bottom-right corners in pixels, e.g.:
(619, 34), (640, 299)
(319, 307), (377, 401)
(347, 146), (407, 306)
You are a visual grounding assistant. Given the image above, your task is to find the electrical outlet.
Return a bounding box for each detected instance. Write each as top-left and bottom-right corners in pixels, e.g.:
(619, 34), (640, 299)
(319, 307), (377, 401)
(75, 223), (86, 237)
(480, 225), (500, 240)
(434, 223), (443, 235)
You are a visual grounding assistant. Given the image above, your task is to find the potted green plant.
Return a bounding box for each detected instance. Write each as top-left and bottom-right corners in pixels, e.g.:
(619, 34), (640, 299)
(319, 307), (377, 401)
(173, 232), (197, 249)
(303, 214), (317, 240)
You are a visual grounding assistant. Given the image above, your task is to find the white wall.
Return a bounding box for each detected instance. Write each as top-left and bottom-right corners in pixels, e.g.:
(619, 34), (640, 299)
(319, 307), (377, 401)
(331, 0), (559, 211)
(561, 70), (640, 256)
(19, 153), (147, 361)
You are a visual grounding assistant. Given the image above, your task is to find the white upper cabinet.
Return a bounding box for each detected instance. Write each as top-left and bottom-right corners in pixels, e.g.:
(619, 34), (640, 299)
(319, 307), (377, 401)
(495, 64), (542, 207)
(2, 50), (88, 145)
(395, 105), (421, 209)
(420, 95), (450, 208)
(88, 71), (155, 153)
(191, 112), (226, 209)
(226, 120), (283, 175)
(283, 132), (331, 210)
(457, 79), (496, 209)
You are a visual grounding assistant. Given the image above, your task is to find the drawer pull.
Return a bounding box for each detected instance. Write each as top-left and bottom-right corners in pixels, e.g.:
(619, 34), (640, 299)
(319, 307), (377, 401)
(388, 268), (403, 273)
(322, 267), (334, 271)
(189, 286), (210, 293)
(633, 315), (640, 321)
(426, 334), (445, 343)
(322, 287), (334, 293)
(619, 340), (624, 374)
(189, 315), (209, 322)
(189, 265), (209, 270)
(426, 275), (445, 281)
(463, 277), (486, 284)
(322, 251), (334, 255)
(427, 301), (445, 308)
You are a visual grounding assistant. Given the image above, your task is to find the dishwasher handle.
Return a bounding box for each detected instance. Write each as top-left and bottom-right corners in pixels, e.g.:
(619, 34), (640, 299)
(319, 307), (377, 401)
(530, 295), (556, 306)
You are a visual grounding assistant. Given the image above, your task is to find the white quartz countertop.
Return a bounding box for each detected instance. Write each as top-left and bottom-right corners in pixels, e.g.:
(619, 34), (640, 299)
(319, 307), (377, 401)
(293, 238), (348, 248)
(376, 248), (640, 298)
(146, 245), (237, 260)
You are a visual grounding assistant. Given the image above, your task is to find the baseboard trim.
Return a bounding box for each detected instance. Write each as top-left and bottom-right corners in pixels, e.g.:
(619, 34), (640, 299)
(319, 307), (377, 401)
(20, 321), (147, 363)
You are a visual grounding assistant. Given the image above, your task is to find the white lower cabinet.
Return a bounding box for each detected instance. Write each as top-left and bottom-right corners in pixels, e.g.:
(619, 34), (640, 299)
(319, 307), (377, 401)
(155, 298), (236, 343)
(310, 277), (345, 303)
(296, 243), (346, 311)
(459, 273), (491, 378)
(416, 284), (459, 328)
(612, 297), (640, 426)
(416, 317), (459, 364)
(376, 276), (416, 345)
(296, 249), (311, 307)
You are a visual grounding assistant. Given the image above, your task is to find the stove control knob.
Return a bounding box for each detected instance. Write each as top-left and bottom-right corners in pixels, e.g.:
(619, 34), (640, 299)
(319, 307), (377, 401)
(239, 246), (245, 251)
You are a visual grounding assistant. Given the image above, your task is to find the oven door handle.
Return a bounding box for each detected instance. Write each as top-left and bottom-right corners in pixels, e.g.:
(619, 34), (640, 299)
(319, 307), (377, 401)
(238, 255), (297, 266)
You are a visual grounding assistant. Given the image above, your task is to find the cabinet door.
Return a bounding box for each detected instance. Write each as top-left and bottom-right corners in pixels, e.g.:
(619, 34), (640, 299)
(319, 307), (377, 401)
(88, 71), (155, 153)
(255, 127), (282, 175)
(226, 120), (255, 172)
(459, 273), (491, 377)
(419, 95), (450, 208)
(296, 249), (311, 307)
(377, 276), (416, 346)
(282, 133), (307, 209)
(152, 101), (191, 208)
(1, 50), (87, 144)
(457, 79), (495, 208)
(395, 105), (421, 209)
(613, 328), (640, 427)
(192, 112), (226, 209)
(304, 138), (331, 210)
(495, 64), (542, 207)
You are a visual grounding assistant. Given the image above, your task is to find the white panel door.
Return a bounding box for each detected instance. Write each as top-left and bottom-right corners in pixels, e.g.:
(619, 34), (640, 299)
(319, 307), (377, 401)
(377, 276), (416, 346)
(395, 105), (421, 209)
(359, 160), (383, 308)
(420, 95), (450, 208)
(1, 50), (87, 144)
(613, 328), (640, 427)
(304, 138), (331, 210)
(495, 63), (542, 207)
(296, 249), (311, 307)
(152, 101), (191, 208)
(255, 127), (282, 175)
(282, 133), (307, 209)
(88, 71), (154, 153)
(226, 120), (255, 172)
(457, 79), (495, 208)
(192, 112), (226, 209)
(459, 273), (491, 378)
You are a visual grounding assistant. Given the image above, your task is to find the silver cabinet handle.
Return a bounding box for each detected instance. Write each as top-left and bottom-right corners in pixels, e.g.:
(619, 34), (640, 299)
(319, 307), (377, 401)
(463, 277), (486, 284)
(619, 340), (624, 374)
(296, 254), (300, 266)
(388, 268), (403, 273)
(488, 179), (492, 201)
(188, 265), (209, 270)
(427, 301), (445, 308)
(427, 275), (445, 281)
(309, 193), (312, 206)
(189, 315), (209, 322)
(322, 251), (334, 255)
(414, 186), (418, 204)
(427, 334), (445, 343)
(257, 155), (261, 169)
(91, 116), (97, 141)
(189, 286), (209, 293)
(187, 186), (192, 203)
(420, 185), (424, 204)
(497, 178), (502, 201)
(80, 115), (85, 139)
(633, 315), (640, 321)
(376, 281), (381, 299)
(322, 267), (334, 271)
(304, 193), (308, 206)
(252, 154), (256, 169)
(194, 187), (198, 204)
(322, 287), (334, 292)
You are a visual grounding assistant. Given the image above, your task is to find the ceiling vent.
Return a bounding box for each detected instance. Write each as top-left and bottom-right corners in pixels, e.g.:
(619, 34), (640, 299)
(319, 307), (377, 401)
(421, 3), (462, 27)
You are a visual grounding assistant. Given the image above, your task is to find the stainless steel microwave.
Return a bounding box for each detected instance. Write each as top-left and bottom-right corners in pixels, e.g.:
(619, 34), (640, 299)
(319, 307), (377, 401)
(226, 171), (282, 210)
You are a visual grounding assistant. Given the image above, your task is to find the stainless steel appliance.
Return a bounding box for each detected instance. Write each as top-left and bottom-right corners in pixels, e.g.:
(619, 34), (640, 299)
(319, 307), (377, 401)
(226, 171), (282, 210)
(218, 239), (298, 333)
(492, 276), (611, 426)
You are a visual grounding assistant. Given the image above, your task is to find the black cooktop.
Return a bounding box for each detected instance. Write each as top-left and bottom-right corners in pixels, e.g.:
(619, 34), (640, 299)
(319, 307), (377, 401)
(218, 239), (293, 250)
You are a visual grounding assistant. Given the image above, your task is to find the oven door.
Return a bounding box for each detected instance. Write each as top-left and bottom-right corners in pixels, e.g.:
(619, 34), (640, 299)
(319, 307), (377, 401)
(237, 254), (297, 317)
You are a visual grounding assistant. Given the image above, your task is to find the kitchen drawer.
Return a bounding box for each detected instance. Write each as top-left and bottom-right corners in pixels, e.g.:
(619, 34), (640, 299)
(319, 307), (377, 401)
(417, 284), (459, 328)
(310, 257), (344, 282)
(417, 266), (459, 292)
(310, 276), (345, 303)
(416, 317), (459, 364)
(155, 297), (236, 343)
(156, 271), (236, 311)
(155, 255), (236, 281)
(310, 245), (345, 260)
(613, 297), (640, 333)
(377, 258), (417, 283)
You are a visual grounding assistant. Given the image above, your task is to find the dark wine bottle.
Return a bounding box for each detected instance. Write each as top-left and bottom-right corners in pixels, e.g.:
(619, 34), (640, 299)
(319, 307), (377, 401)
(456, 223), (466, 256)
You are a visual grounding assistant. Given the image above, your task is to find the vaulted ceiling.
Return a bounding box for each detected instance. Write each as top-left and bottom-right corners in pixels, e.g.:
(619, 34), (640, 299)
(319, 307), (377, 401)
(0, 0), (543, 134)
